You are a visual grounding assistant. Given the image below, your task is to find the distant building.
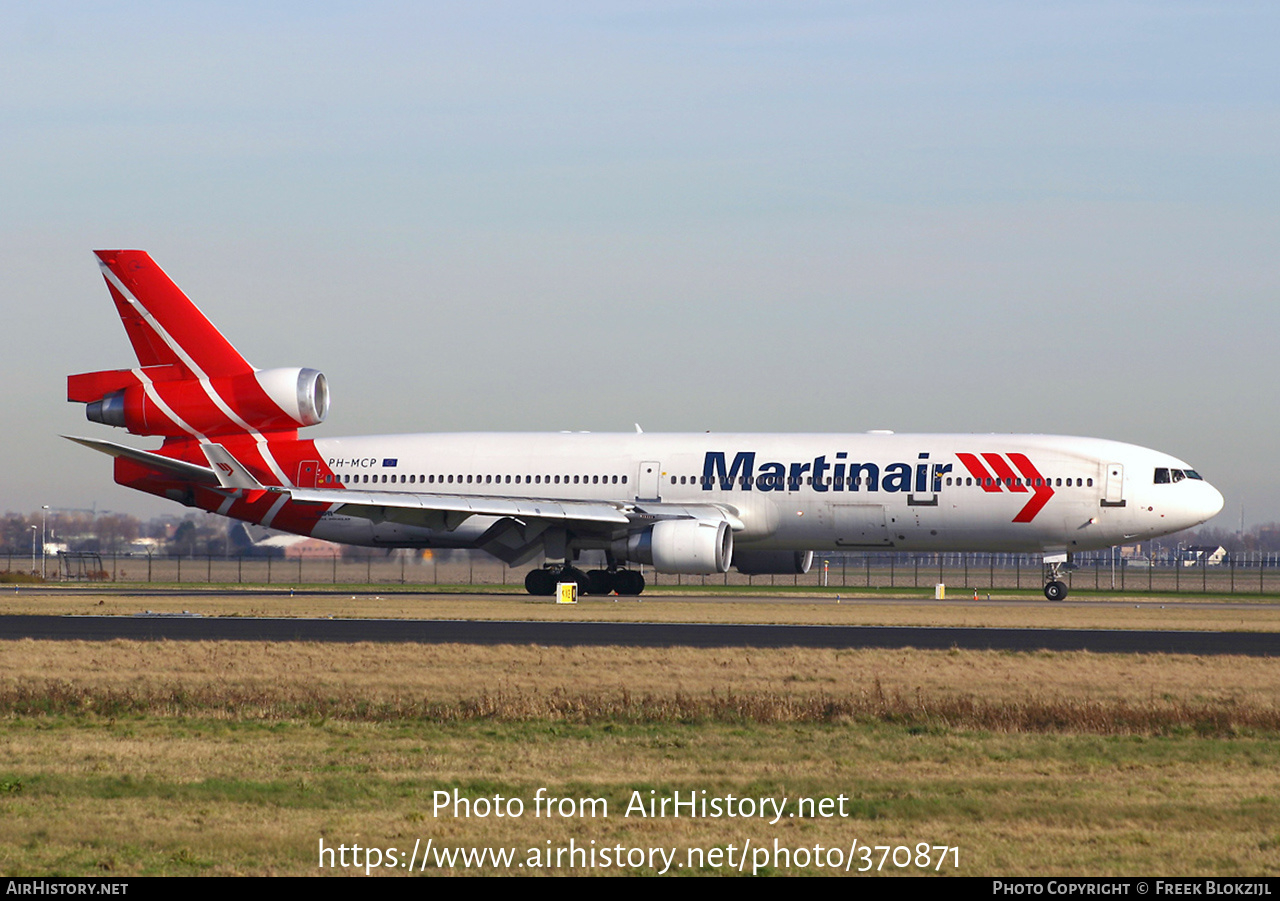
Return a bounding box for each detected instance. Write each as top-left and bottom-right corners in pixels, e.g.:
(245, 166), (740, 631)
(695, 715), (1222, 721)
(254, 534), (343, 559)
(1183, 545), (1226, 567)
(230, 523), (342, 558)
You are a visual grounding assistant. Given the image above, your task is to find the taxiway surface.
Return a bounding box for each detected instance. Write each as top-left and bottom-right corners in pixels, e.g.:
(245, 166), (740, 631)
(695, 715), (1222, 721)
(2, 614), (1277, 655)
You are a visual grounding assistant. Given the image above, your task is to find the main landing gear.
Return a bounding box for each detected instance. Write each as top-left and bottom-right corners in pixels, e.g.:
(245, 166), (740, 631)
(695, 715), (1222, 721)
(1042, 554), (1070, 602)
(524, 567), (645, 597)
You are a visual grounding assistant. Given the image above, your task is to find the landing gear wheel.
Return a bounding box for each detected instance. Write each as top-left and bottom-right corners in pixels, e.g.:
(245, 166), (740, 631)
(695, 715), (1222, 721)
(1044, 580), (1068, 602)
(524, 569), (557, 596)
(613, 570), (645, 596)
(585, 570), (615, 595)
(559, 566), (589, 594)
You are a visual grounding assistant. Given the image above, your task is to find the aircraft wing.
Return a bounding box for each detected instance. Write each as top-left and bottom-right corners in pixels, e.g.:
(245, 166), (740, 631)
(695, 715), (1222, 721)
(283, 485), (632, 528)
(282, 486), (743, 532)
(281, 486), (742, 568)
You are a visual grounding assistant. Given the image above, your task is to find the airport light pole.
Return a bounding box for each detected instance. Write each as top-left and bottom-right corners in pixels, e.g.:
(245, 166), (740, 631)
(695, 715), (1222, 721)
(41, 505), (49, 580)
(30, 526), (37, 576)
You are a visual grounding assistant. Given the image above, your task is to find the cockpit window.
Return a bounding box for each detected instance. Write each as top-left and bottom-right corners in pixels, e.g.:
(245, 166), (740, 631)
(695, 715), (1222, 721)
(1157, 466), (1203, 483)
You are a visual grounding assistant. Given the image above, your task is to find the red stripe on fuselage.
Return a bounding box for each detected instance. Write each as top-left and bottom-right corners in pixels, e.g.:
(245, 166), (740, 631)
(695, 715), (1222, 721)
(957, 451), (1054, 523)
(981, 453), (1027, 493)
(1006, 453), (1055, 523)
(117, 436), (340, 539)
(215, 435), (339, 533)
(956, 453), (1001, 492)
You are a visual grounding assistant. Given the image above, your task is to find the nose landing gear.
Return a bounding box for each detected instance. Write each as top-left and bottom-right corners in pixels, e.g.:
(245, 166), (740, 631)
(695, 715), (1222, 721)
(1042, 553), (1070, 601)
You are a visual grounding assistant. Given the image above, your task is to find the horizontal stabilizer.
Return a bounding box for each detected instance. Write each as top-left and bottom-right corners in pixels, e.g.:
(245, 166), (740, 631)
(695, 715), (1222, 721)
(63, 436), (220, 485)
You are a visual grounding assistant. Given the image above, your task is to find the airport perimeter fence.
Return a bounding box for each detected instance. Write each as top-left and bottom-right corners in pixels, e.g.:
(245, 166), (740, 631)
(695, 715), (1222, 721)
(5, 549), (1280, 594)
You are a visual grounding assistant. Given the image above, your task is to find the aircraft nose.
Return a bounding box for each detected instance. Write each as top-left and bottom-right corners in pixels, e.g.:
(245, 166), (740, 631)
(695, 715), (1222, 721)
(1189, 480), (1225, 526)
(1203, 482), (1225, 520)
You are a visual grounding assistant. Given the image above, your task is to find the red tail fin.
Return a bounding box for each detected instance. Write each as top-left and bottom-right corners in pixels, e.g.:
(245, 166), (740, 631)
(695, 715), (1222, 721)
(69, 251), (328, 439)
(93, 250), (254, 378)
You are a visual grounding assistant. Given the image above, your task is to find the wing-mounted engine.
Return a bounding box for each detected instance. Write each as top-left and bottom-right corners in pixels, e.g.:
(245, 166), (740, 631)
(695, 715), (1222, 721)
(70, 366), (328, 437)
(615, 518), (734, 574)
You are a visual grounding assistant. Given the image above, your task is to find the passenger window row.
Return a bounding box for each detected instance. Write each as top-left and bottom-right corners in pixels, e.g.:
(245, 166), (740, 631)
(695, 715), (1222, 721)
(320, 473), (628, 487)
(319, 471), (1136, 490)
(667, 475), (1096, 488)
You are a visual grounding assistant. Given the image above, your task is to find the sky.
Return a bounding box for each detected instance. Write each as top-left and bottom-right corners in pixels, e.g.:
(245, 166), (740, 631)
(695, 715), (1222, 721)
(2, 1), (1277, 527)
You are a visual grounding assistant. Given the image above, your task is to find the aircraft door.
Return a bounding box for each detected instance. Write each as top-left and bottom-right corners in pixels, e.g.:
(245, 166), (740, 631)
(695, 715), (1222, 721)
(637, 461), (662, 501)
(1102, 463), (1125, 507)
(297, 460), (320, 488)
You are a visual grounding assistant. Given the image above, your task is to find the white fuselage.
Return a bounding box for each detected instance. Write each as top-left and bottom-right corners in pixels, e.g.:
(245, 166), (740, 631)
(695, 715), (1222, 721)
(301, 431), (1223, 555)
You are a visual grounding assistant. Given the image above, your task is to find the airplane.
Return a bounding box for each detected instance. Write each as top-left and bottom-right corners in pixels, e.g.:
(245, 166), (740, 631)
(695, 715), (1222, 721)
(66, 250), (1224, 600)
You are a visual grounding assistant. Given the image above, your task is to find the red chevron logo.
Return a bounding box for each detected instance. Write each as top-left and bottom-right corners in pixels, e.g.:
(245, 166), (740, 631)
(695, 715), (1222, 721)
(955, 453), (1055, 523)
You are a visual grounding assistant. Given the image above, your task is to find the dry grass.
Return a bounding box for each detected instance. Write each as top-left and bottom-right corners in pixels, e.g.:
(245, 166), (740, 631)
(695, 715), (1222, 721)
(0, 640), (1278, 734)
(3, 681), (1277, 735)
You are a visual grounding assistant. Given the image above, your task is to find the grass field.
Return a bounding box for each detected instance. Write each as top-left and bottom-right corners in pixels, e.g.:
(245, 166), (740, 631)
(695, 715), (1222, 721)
(1, 591), (1278, 876)
(3, 716), (1278, 876)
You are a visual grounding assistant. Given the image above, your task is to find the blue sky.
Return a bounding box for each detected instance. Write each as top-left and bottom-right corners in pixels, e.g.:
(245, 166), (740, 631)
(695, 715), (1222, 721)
(3, 2), (1277, 526)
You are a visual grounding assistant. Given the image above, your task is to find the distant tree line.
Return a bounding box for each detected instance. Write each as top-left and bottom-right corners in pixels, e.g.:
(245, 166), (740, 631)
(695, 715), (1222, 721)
(0, 510), (227, 556)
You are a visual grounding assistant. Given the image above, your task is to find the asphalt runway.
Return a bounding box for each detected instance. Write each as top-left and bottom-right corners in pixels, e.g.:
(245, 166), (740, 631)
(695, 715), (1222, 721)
(2, 614), (1278, 656)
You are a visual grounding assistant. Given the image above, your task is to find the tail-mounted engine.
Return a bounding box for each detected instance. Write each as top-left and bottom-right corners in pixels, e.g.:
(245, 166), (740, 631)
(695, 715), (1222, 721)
(70, 366), (328, 437)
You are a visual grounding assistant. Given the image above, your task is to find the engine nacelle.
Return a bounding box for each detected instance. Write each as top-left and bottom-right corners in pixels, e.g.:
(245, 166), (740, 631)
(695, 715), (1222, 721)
(619, 519), (733, 574)
(82, 367), (328, 437)
(254, 368), (329, 429)
(733, 549), (814, 576)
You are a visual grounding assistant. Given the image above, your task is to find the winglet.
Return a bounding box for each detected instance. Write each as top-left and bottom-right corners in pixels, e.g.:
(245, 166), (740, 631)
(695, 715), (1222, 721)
(200, 443), (266, 491)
